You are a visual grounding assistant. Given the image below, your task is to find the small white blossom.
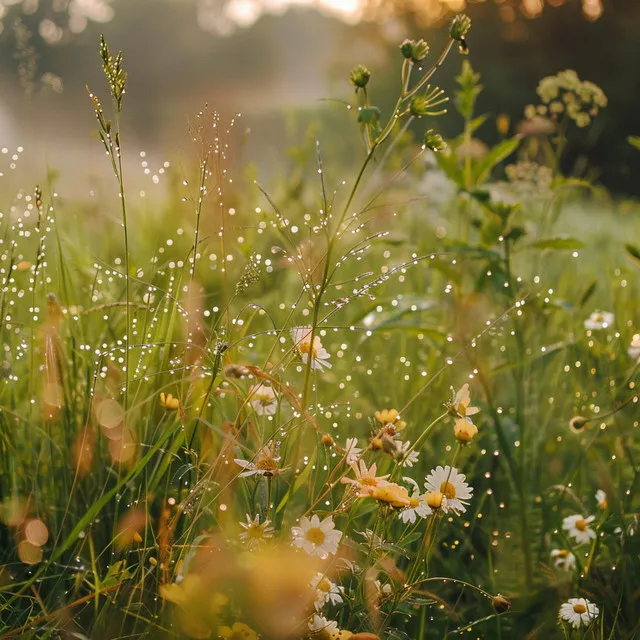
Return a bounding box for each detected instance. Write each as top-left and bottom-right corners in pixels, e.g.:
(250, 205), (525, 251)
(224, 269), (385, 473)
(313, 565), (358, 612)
(291, 326), (332, 370)
(551, 548), (576, 571)
(558, 598), (599, 629)
(344, 438), (362, 465)
(584, 310), (614, 330)
(562, 514), (596, 545)
(291, 514), (342, 559)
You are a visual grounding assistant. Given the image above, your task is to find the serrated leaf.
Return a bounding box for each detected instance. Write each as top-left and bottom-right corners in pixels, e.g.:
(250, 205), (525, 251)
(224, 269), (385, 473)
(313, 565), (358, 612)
(528, 236), (585, 251)
(471, 137), (520, 184)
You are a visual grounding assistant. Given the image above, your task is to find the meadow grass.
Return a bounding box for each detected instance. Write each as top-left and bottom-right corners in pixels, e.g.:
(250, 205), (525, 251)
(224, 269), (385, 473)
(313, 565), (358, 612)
(0, 16), (639, 640)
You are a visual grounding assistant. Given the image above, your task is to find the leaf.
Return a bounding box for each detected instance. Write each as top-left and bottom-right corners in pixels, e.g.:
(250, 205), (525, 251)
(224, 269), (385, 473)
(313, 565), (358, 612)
(628, 135), (640, 151)
(434, 151), (464, 186)
(528, 236), (585, 251)
(471, 137), (520, 185)
(625, 243), (640, 263)
(579, 280), (597, 307)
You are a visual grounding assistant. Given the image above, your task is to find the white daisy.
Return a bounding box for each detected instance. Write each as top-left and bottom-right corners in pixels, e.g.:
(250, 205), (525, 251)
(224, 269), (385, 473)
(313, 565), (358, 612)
(395, 440), (420, 467)
(595, 489), (607, 510)
(398, 477), (432, 524)
(308, 614), (338, 634)
(291, 326), (332, 370)
(340, 460), (390, 492)
(291, 514), (342, 559)
(551, 548), (576, 571)
(309, 572), (344, 610)
(628, 334), (640, 361)
(344, 437), (362, 465)
(424, 465), (473, 515)
(234, 442), (283, 478)
(584, 310), (614, 330)
(247, 383), (278, 415)
(558, 597), (599, 629)
(239, 514), (274, 549)
(562, 514), (596, 545)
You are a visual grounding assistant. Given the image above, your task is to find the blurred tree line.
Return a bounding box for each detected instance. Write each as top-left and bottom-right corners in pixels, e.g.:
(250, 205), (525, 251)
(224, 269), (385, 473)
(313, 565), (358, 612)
(0, 0), (638, 195)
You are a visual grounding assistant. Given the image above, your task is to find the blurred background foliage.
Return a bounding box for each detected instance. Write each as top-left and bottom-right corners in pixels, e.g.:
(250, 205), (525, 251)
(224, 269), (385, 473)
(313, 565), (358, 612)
(0, 0), (638, 196)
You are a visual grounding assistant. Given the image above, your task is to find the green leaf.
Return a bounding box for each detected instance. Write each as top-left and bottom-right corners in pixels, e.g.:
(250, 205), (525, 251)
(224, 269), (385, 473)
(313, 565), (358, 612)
(625, 243), (640, 263)
(434, 151), (464, 186)
(528, 236), (585, 251)
(471, 137), (520, 184)
(579, 280), (597, 307)
(628, 136), (640, 151)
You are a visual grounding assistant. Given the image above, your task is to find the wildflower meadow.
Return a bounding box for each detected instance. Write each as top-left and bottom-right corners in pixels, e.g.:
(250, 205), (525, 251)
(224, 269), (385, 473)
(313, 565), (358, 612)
(0, 13), (639, 640)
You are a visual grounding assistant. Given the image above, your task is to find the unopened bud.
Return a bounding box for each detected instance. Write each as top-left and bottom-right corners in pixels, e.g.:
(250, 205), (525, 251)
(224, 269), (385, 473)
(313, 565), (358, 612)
(423, 129), (446, 152)
(454, 418), (478, 443)
(358, 106), (381, 127)
(350, 64), (371, 89)
(321, 434), (334, 447)
(425, 491), (445, 509)
(450, 14), (471, 41)
(492, 593), (511, 613)
(400, 39), (429, 62)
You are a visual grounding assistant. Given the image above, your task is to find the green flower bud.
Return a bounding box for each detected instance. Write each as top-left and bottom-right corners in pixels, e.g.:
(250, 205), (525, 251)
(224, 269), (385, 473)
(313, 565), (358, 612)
(350, 64), (371, 89)
(450, 14), (471, 41)
(358, 106), (381, 127)
(423, 129), (445, 152)
(399, 39), (430, 62)
(409, 96), (430, 117)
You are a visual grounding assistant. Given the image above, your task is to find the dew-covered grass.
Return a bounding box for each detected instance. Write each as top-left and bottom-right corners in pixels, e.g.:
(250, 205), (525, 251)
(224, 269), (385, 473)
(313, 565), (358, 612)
(0, 18), (639, 640)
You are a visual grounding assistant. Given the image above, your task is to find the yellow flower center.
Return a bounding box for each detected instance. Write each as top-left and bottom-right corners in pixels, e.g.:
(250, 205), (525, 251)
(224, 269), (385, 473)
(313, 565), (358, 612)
(298, 341), (317, 358)
(317, 578), (331, 593)
(556, 550), (569, 558)
(256, 457), (278, 472)
(572, 604), (587, 614)
(409, 498), (420, 508)
(575, 519), (588, 532)
(246, 525), (265, 540)
(305, 527), (326, 545)
(361, 476), (378, 487)
(255, 392), (274, 405)
(440, 481), (456, 499)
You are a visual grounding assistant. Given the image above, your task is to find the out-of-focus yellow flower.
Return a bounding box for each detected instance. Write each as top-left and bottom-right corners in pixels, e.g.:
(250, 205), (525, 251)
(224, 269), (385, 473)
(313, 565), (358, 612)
(160, 392), (180, 410)
(374, 408), (406, 433)
(368, 483), (412, 508)
(218, 622), (258, 640)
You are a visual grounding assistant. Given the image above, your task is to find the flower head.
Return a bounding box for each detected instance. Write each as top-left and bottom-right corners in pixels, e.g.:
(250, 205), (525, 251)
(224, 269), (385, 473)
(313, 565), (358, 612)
(341, 460), (390, 493)
(292, 514), (342, 559)
(235, 441), (284, 478)
(368, 482), (413, 509)
(595, 489), (607, 510)
(558, 597), (599, 629)
(291, 326), (332, 370)
(424, 465), (473, 515)
(239, 513), (274, 549)
(628, 334), (640, 361)
(584, 310), (614, 330)
(310, 572), (344, 610)
(398, 477), (432, 524)
(562, 514), (596, 544)
(394, 440), (419, 467)
(454, 418), (478, 444)
(551, 548), (576, 571)
(309, 614), (339, 637)
(247, 383), (278, 415)
(399, 38), (429, 62)
(374, 408), (406, 433)
(159, 392), (180, 410)
(218, 622), (259, 640)
(343, 438), (362, 465)
(450, 383), (480, 419)
(350, 64), (370, 89)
